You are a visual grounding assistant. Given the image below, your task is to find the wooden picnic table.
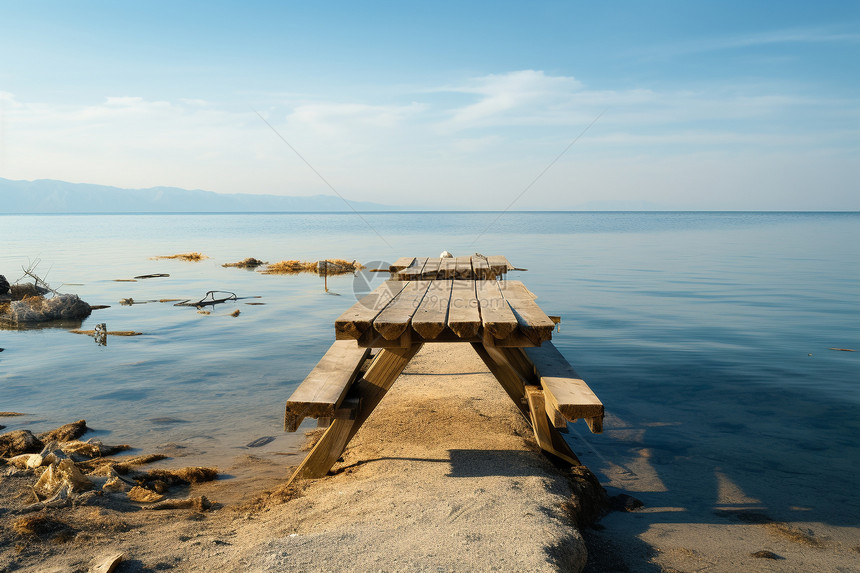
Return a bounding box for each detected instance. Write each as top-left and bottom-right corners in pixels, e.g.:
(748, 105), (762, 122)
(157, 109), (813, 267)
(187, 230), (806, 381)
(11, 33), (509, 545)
(284, 257), (604, 484)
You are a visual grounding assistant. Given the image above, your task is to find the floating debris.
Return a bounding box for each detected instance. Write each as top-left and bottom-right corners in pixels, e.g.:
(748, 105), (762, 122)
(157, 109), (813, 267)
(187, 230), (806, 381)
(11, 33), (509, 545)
(175, 290), (237, 307)
(113, 279), (137, 282)
(223, 258), (267, 269)
(134, 273), (170, 279)
(829, 347), (856, 352)
(246, 436), (275, 448)
(230, 309), (241, 317)
(262, 259), (364, 275)
(93, 322), (107, 346)
(143, 496), (212, 511)
(69, 329), (144, 337)
(151, 252), (207, 262)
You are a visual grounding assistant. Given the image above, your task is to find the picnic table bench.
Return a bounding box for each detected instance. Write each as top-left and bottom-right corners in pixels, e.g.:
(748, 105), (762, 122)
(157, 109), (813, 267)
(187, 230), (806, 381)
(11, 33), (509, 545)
(284, 256), (604, 483)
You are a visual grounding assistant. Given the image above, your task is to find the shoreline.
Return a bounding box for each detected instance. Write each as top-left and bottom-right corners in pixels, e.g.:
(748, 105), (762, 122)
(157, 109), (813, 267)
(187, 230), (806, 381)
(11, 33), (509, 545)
(4, 342), (858, 571)
(1, 343), (596, 572)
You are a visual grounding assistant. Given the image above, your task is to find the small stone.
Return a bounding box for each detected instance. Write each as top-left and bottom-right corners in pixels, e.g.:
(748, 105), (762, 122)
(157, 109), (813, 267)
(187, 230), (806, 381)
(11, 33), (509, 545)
(38, 419), (88, 443)
(751, 550), (784, 560)
(0, 429), (44, 457)
(90, 552), (124, 573)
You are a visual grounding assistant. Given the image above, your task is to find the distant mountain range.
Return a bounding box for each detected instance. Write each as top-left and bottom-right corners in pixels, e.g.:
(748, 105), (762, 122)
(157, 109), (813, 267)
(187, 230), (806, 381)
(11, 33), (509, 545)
(0, 178), (400, 213)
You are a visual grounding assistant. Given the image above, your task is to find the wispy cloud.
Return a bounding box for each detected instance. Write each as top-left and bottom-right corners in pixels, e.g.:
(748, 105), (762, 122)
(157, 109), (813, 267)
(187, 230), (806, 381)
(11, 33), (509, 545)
(1, 65), (857, 209)
(645, 25), (860, 58)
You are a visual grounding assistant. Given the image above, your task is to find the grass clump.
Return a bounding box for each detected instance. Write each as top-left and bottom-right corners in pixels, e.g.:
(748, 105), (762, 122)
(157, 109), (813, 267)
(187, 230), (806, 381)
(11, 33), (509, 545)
(262, 259), (364, 275)
(223, 257), (267, 268)
(151, 252), (207, 262)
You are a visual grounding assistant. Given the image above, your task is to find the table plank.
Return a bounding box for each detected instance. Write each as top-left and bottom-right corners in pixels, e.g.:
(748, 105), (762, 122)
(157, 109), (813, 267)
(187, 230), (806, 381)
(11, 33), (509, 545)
(373, 281), (432, 340)
(284, 340), (370, 431)
(501, 281), (555, 345)
(485, 256), (512, 276)
(471, 256), (491, 280)
(335, 281), (408, 340)
(438, 257), (457, 279)
(389, 257), (415, 272)
(524, 342), (604, 432)
(476, 280), (518, 339)
(447, 280), (481, 338)
(397, 257), (428, 280)
(420, 257), (441, 280)
(455, 256), (473, 280)
(412, 280), (452, 339)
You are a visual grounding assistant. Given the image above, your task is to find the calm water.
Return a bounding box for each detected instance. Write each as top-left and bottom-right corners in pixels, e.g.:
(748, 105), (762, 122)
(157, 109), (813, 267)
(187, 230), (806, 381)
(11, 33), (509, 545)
(1, 212), (858, 526)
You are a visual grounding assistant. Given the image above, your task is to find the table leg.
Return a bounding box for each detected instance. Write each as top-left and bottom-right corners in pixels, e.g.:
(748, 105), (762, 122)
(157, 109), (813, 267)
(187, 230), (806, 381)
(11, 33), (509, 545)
(287, 344), (423, 483)
(473, 342), (581, 467)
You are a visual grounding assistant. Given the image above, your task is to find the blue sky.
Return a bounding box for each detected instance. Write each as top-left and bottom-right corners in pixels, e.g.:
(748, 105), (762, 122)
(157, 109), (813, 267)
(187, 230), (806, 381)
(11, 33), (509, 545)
(1, 1), (857, 209)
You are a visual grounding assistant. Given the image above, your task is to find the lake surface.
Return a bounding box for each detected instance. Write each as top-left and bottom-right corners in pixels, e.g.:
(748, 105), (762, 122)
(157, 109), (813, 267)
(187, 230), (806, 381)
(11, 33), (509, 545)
(1, 212), (858, 529)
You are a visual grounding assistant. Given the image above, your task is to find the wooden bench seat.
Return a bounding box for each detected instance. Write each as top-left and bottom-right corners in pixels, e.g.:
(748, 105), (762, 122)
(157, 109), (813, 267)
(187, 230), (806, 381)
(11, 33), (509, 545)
(523, 342), (604, 433)
(284, 340), (371, 432)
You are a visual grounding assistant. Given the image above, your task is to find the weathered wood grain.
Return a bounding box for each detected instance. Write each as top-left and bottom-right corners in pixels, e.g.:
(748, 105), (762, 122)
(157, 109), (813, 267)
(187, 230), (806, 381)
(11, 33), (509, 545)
(335, 281), (408, 340)
(287, 395), (360, 482)
(486, 255), (513, 276)
(389, 257), (415, 272)
(447, 280), (481, 338)
(283, 340), (370, 432)
(471, 256), (491, 279)
(412, 280), (452, 339)
(525, 386), (581, 466)
(438, 257), (458, 279)
(420, 257), (441, 279)
(476, 280), (518, 340)
(397, 257), (428, 280)
(501, 281), (555, 345)
(524, 342), (604, 433)
(373, 281), (431, 340)
(454, 256), (473, 280)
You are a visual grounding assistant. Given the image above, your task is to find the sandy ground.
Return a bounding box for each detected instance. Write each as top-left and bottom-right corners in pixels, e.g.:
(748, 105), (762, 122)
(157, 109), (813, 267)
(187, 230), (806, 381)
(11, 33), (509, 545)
(1, 344), (589, 572)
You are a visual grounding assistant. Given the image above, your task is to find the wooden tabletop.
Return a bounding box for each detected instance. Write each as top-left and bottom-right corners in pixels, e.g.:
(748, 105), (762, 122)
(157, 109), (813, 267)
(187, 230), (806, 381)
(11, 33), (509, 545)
(390, 255), (515, 281)
(335, 279), (555, 348)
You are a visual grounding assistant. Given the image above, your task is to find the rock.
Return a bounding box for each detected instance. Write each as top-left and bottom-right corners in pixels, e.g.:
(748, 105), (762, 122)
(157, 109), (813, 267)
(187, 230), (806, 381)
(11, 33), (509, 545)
(8, 453), (43, 469)
(609, 493), (645, 512)
(246, 436), (275, 448)
(564, 465), (610, 527)
(751, 550), (784, 560)
(0, 429), (44, 457)
(38, 419), (88, 442)
(0, 275), (9, 295)
(90, 552), (124, 573)
(5, 293), (91, 323)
